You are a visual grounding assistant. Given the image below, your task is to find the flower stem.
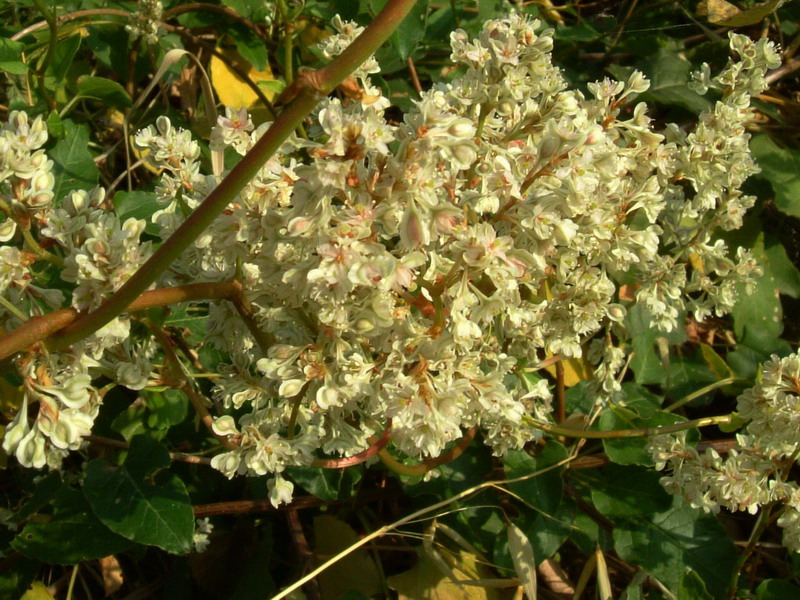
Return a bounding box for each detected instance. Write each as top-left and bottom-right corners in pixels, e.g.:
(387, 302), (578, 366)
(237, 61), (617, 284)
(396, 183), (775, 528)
(663, 376), (743, 413)
(378, 427), (478, 476)
(524, 413), (734, 439)
(0, 197), (64, 266)
(30, 0), (58, 109)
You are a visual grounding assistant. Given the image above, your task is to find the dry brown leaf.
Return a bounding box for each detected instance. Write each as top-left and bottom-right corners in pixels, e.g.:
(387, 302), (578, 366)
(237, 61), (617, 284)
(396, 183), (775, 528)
(100, 555), (124, 596)
(697, 0), (741, 22)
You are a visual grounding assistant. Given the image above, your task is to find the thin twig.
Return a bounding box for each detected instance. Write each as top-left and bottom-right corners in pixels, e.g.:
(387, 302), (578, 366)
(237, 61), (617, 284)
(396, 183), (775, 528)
(84, 434), (212, 465)
(406, 57), (423, 95)
(525, 413), (734, 439)
(147, 321), (237, 450)
(555, 361), (566, 424)
(273, 453), (581, 600)
(378, 426), (478, 476)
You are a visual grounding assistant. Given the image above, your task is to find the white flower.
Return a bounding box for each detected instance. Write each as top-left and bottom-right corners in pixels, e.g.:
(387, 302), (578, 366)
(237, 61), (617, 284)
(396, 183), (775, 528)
(267, 474), (294, 508)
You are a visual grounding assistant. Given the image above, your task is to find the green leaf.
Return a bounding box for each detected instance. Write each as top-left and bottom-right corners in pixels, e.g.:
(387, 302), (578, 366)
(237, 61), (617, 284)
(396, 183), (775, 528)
(370, 0), (430, 61)
(0, 38), (28, 75)
(84, 435), (195, 554)
(8, 472), (64, 526)
(229, 25), (268, 71)
(50, 121), (100, 204)
(756, 579), (800, 599)
(48, 33), (81, 81)
(46, 110), (65, 139)
(113, 190), (158, 222)
(555, 21), (601, 42)
(0, 61), (29, 75)
(502, 442), (572, 560)
(612, 498), (737, 598)
(667, 351), (718, 405)
(731, 234), (783, 348)
(626, 305), (667, 385)
(145, 389), (188, 430)
(699, 343), (736, 381)
(77, 75), (132, 109)
(164, 306), (208, 342)
(221, 0), (270, 21)
(286, 465), (362, 501)
(406, 442), (492, 498)
(12, 488), (133, 564)
(600, 407), (686, 466)
(638, 49), (712, 114)
(764, 235), (800, 298)
(718, 412), (746, 433)
(112, 190), (161, 235)
(588, 464), (673, 519)
(679, 569), (714, 600)
(751, 134), (800, 218)
(85, 25), (130, 77)
(493, 498), (575, 568)
(111, 402), (148, 441)
(504, 441), (568, 516)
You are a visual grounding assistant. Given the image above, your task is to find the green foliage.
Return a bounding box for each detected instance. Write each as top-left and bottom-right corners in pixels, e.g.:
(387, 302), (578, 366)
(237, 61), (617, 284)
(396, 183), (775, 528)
(50, 120), (99, 203)
(12, 488), (134, 564)
(83, 436), (195, 554)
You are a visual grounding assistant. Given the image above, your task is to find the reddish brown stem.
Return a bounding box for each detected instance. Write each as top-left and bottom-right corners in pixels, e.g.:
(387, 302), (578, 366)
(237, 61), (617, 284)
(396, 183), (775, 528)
(379, 426), (478, 477)
(194, 488), (397, 517)
(311, 420), (393, 469)
(555, 361), (566, 424)
(0, 280), (242, 361)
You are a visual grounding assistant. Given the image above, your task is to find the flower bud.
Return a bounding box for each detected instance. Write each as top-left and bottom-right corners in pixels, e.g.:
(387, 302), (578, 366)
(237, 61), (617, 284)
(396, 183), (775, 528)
(399, 200), (430, 249)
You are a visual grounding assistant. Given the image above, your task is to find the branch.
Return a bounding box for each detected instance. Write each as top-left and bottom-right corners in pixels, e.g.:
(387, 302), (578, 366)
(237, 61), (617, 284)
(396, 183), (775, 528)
(0, 280), (242, 360)
(378, 426), (478, 477)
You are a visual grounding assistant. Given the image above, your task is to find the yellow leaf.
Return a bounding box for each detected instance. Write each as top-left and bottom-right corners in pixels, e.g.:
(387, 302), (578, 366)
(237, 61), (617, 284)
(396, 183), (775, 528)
(713, 0), (785, 26)
(297, 17), (330, 47)
(210, 46), (277, 123)
(388, 549), (501, 600)
(313, 515), (381, 600)
(129, 135), (161, 175)
(697, 0), (741, 22)
(688, 252), (704, 274)
(0, 377), (23, 416)
(543, 357), (593, 387)
(21, 582), (55, 600)
(699, 343), (735, 380)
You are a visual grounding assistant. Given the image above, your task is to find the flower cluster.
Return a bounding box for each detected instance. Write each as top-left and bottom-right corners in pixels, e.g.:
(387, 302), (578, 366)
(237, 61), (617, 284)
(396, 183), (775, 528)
(0, 112), (54, 233)
(649, 351), (800, 551)
(0, 16), (779, 509)
(2, 352), (101, 469)
(126, 0), (164, 46)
